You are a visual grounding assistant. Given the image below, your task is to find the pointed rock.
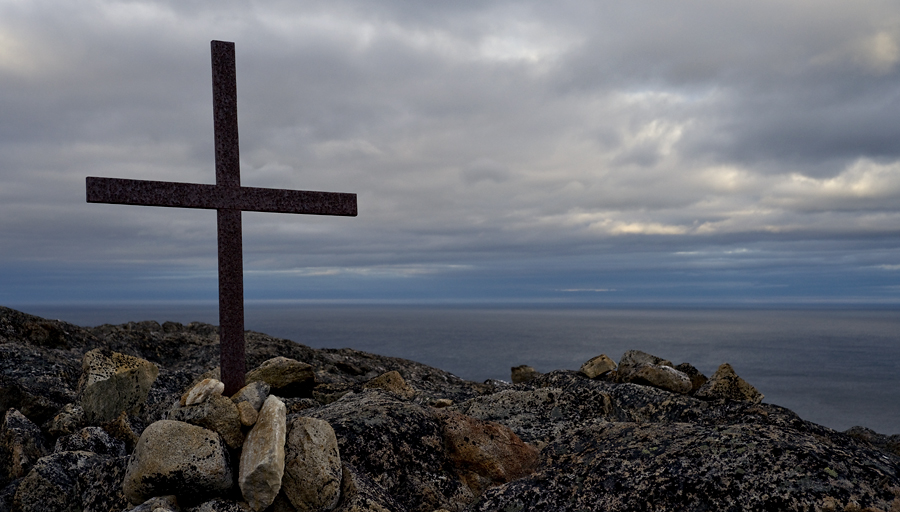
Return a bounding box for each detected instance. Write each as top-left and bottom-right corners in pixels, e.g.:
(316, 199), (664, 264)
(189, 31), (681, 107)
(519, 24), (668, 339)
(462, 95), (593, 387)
(695, 363), (764, 403)
(1, 409), (46, 480)
(282, 417), (342, 512)
(122, 420), (233, 505)
(239, 395), (286, 512)
(78, 348), (159, 424)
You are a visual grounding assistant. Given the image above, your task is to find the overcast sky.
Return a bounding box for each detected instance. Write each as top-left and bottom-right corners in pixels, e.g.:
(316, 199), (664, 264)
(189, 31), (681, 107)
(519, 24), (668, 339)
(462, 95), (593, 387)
(2, 0), (900, 306)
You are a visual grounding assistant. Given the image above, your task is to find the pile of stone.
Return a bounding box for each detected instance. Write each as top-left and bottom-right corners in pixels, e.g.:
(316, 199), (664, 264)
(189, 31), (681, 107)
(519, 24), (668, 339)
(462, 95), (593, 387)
(3, 346), (537, 512)
(2, 305), (899, 512)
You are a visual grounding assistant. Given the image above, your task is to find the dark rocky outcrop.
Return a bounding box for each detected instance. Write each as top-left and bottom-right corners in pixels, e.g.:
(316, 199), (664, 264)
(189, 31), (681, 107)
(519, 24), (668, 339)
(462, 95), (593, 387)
(1, 305), (899, 512)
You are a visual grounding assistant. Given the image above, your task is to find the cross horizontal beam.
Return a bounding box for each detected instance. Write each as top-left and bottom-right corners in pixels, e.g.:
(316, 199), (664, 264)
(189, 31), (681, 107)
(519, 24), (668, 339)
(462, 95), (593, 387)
(86, 176), (357, 216)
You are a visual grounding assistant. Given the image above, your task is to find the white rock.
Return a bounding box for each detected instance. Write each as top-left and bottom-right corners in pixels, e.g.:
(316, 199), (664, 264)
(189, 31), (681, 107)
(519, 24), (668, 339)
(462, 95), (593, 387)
(181, 378), (225, 406)
(239, 395), (287, 512)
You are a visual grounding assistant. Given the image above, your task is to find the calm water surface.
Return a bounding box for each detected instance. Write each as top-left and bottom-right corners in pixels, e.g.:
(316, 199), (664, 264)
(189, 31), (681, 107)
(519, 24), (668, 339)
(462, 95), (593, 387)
(18, 303), (900, 434)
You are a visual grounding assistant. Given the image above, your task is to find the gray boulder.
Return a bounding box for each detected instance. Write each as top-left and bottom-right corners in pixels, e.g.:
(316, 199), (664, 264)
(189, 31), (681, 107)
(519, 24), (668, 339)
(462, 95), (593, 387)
(122, 420), (233, 505)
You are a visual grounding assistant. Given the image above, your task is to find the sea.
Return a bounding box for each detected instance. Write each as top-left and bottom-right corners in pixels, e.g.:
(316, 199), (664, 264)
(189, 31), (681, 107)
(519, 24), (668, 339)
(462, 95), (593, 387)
(15, 302), (900, 436)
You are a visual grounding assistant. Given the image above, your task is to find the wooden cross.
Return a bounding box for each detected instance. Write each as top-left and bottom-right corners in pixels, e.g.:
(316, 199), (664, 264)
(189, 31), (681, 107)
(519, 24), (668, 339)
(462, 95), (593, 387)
(86, 41), (357, 395)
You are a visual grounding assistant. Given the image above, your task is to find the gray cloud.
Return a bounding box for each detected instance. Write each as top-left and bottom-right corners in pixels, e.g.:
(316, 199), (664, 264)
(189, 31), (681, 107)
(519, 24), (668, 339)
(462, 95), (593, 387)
(1, 0), (899, 304)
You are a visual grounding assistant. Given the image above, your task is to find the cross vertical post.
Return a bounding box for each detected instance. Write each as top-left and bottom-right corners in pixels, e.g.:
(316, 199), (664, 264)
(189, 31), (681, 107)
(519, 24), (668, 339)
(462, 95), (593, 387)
(211, 41), (246, 394)
(86, 40), (358, 396)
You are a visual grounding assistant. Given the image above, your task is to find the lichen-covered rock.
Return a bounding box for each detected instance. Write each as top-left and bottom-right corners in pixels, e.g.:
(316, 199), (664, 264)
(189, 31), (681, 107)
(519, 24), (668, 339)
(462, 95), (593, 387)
(473, 420), (900, 512)
(619, 362), (693, 394)
(182, 378), (225, 406)
(81, 455), (130, 512)
(695, 362), (764, 403)
(42, 403), (85, 440)
(122, 420), (233, 505)
(53, 426), (125, 457)
(168, 394), (244, 450)
(431, 398), (454, 408)
(362, 371), (416, 400)
(239, 395), (286, 512)
(437, 410), (538, 496)
(310, 391), (474, 512)
(1, 408), (46, 481)
(616, 349), (672, 380)
(0, 342), (79, 426)
(188, 497), (253, 512)
(246, 357), (315, 398)
(2, 306), (900, 512)
(282, 416), (342, 512)
(579, 354), (616, 379)
(510, 365), (541, 384)
(845, 426), (900, 457)
(452, 384), (612, 447)
(335, 463), (408, 512)
(125, 495), (179, 512)
(78, 348), (159, 424)
(13, 450), (104, 512)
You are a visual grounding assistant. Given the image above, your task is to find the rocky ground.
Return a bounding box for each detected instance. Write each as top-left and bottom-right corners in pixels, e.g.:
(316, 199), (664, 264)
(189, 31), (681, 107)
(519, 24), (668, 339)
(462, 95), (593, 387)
(1, 305), (899, 512)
